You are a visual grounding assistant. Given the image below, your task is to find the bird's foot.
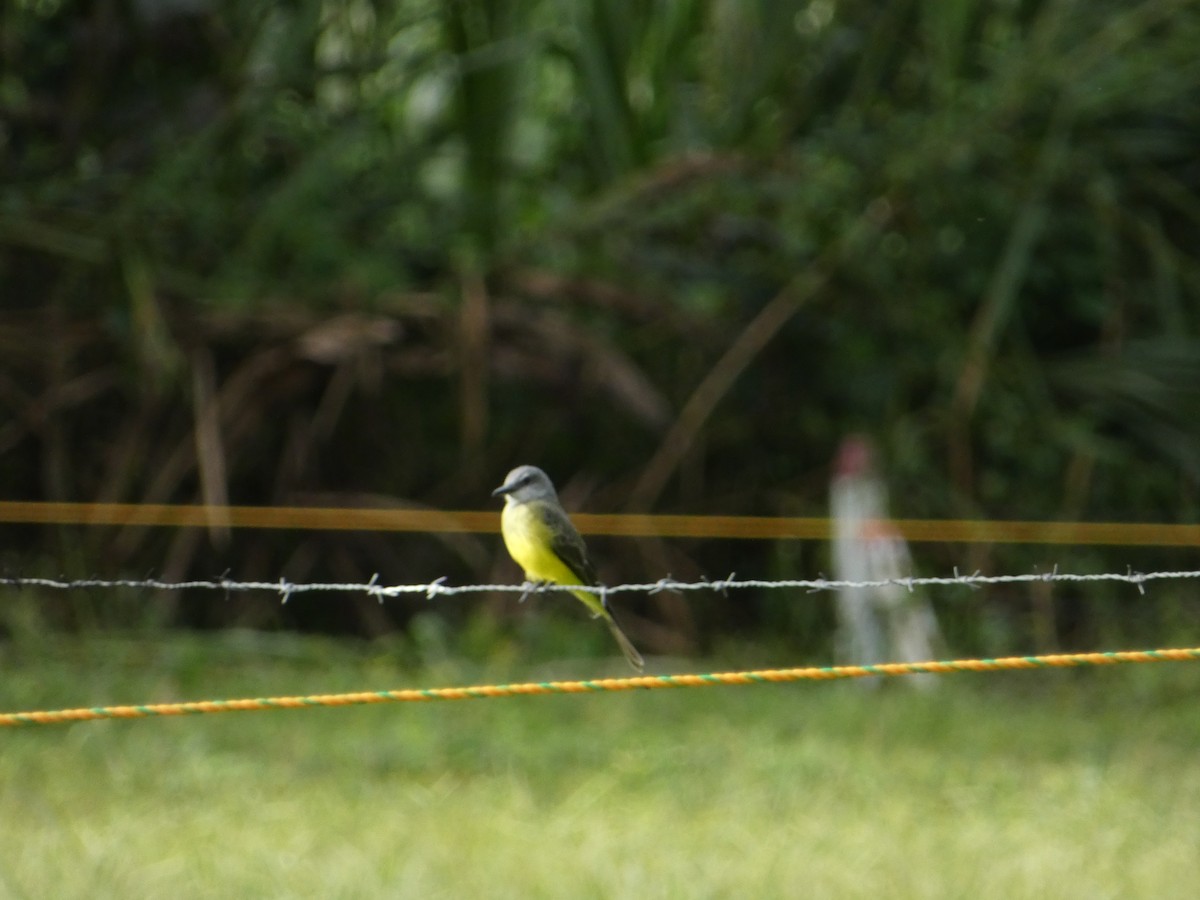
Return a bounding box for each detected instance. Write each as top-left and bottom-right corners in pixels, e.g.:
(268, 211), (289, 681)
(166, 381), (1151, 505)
(518, 580), (548, 604)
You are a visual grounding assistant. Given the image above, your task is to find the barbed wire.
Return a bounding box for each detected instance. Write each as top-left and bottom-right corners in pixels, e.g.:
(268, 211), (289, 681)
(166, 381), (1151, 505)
(4, 645), (1200, 728)
(2, 567), (1198, 602)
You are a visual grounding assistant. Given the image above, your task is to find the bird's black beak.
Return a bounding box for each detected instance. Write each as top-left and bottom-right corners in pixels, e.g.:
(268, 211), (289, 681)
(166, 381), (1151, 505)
(491, 483), (512, 497)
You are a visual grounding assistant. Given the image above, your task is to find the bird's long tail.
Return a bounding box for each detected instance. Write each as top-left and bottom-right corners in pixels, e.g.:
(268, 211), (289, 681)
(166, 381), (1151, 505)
(571, 588), (645, 672)
(605, 615), (645, 673)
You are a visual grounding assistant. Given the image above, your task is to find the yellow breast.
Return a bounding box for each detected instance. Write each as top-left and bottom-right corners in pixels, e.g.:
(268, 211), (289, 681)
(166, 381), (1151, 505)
(501, 501), (580, 587)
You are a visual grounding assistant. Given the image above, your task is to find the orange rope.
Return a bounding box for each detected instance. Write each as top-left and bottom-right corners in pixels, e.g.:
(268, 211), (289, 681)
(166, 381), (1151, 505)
(0, 501), (1197, 545)
(4, 646), (1198, 727)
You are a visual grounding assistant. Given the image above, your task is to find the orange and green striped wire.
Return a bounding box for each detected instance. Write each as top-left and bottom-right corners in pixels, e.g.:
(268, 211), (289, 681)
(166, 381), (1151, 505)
(3, 646), (1199, 727)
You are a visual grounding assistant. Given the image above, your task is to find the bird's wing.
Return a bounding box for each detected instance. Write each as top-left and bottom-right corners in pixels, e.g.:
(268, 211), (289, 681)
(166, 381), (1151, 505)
(538, 504), (599, 586)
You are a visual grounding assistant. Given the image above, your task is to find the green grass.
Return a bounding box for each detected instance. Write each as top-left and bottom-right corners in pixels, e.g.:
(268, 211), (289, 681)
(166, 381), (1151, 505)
(3, 633), (1200, 898)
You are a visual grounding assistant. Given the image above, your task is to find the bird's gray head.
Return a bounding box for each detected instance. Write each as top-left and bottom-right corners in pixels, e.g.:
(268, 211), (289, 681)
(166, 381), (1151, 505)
(492, 465), (559, 505)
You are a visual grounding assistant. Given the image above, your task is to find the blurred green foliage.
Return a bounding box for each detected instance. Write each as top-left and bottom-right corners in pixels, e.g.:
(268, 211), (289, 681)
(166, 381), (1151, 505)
(2, 0), (1199, 655)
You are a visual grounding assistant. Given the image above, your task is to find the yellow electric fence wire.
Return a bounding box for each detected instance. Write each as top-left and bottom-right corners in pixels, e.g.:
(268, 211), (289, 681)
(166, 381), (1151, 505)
(1, 500), (1198, 545)
(3, 646), (1198, 728)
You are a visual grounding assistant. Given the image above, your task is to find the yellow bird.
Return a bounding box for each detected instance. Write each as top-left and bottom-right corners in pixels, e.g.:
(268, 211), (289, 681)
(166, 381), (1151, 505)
(492, 465), (644, 672)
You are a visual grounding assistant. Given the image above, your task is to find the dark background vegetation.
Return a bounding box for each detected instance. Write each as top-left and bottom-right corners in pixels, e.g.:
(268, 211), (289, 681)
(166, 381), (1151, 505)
(3, 0), (1199, 662)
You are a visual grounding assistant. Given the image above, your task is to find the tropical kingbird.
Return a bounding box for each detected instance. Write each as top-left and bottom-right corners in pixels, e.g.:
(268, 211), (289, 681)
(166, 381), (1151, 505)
(492, 465), (645, 672)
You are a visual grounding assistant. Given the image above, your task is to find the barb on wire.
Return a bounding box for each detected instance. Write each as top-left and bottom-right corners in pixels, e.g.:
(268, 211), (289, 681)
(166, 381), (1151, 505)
(0, 568), (1198, 599)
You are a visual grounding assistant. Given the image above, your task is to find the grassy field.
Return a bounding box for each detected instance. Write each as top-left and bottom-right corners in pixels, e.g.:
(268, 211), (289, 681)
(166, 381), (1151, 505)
(2, 632), (1199, 899)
